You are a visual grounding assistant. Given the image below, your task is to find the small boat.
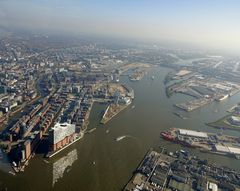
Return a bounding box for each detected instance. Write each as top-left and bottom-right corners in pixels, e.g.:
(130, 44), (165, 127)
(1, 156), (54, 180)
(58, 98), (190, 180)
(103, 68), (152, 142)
(86, 128), (96, 134)
(92, 161), (96, 165)
(173, 112), (188, 120)
(151, 76), (155, 80)
(106, 130), (109, 134)
(115, 135), (127, 142)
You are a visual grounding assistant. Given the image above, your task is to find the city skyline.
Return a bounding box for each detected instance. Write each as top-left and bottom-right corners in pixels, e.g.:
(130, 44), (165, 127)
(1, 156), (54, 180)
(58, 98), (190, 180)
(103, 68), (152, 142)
(1, 0), (240, 53)
(1, 1), (240, 191)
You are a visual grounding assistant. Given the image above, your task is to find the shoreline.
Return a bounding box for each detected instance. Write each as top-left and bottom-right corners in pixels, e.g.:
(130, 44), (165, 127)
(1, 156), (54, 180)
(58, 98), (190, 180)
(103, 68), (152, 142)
(100, 103), (130, 124)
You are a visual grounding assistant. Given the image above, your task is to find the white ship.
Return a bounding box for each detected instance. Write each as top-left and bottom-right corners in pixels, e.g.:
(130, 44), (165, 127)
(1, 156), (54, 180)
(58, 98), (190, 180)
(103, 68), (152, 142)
(217, 94), (229, 101)
(115, 135), (127, 141)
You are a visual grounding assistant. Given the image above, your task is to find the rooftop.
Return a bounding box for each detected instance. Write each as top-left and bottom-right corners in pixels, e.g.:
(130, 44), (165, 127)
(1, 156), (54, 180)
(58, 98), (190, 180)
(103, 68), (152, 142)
(179, 129), (208, 138)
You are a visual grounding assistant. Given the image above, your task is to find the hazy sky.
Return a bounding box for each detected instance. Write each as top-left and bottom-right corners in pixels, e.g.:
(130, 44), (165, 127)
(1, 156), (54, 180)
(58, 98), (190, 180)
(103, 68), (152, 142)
(1, 0), (240, 52)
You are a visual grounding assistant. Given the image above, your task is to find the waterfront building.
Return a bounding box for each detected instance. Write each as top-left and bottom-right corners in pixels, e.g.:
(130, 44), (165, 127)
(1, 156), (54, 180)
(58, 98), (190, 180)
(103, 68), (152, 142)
(214, 144), (240, 158)
(118, 96), (131, 105)
(178, 129), (208, 139)
(49, 123), (76, 152)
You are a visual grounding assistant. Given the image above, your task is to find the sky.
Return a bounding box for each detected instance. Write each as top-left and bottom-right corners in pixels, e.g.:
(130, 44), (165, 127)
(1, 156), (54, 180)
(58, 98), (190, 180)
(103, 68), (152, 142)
(1, 0), (240, 52)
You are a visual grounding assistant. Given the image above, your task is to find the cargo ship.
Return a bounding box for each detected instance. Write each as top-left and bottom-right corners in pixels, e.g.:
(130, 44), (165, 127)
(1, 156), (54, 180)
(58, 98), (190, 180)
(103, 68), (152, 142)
(160, 130), (194, 147)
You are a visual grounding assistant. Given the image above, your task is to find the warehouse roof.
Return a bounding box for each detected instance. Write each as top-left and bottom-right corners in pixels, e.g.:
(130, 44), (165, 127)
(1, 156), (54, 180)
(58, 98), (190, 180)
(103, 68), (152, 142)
(214, 145), (229, 153)
(179, 129), (208, 138)
(214, 145), (240, 155)
(228, 146), (240, 155)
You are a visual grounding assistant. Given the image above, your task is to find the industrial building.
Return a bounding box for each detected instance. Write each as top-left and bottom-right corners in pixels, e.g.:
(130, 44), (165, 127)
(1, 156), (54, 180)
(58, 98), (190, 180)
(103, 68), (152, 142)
(178, 129), (208, 139)
(214, 144), (240, 158)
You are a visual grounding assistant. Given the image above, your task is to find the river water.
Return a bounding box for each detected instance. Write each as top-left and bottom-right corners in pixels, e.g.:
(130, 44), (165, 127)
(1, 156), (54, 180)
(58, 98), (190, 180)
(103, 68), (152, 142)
(0, 66), (240, 191)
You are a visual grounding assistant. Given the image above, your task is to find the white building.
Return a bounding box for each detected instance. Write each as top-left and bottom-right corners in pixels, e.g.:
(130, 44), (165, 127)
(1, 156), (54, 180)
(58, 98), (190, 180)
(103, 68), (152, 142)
(118, 96), (131, 105)
(207, 182), (218, 191)
(50, 123), (76, 144)
(214, 144), (240, 155)
(178, 129), (208, 139)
